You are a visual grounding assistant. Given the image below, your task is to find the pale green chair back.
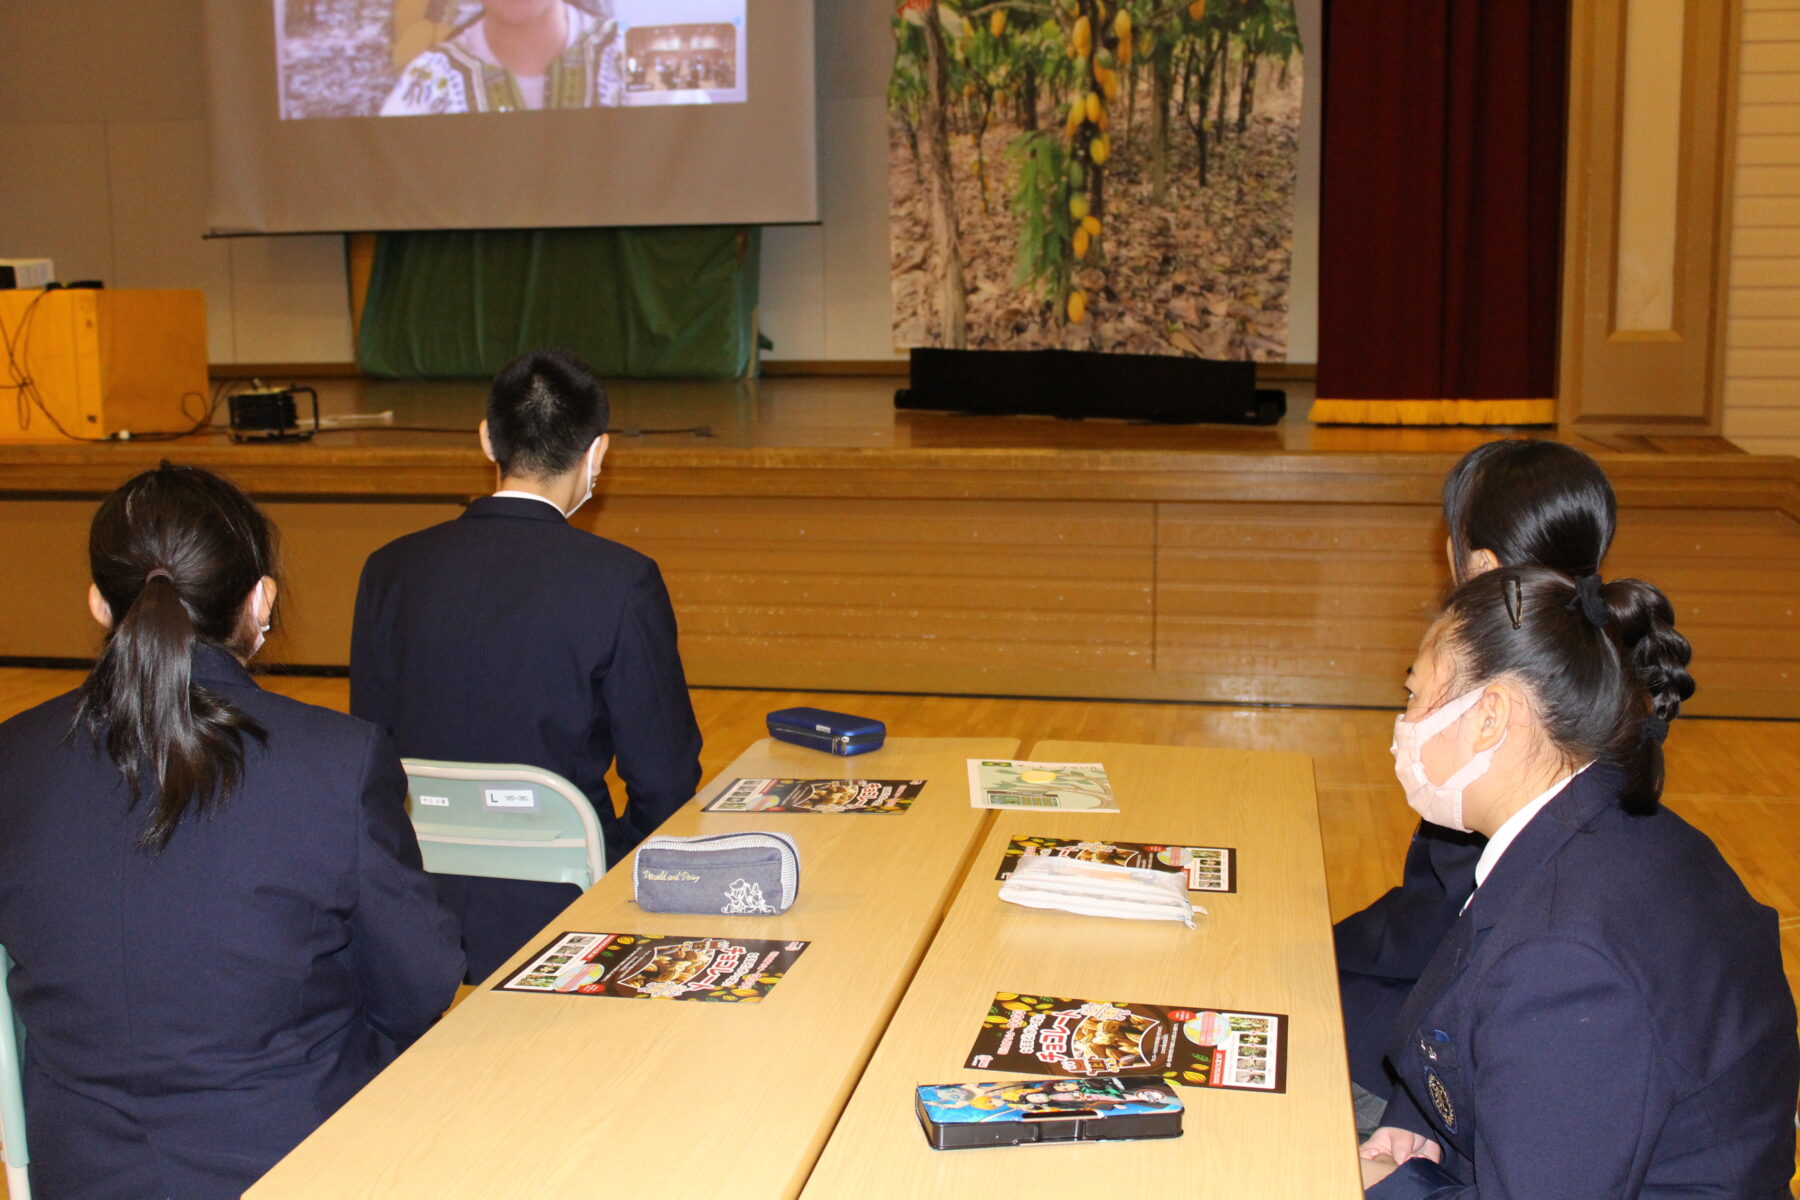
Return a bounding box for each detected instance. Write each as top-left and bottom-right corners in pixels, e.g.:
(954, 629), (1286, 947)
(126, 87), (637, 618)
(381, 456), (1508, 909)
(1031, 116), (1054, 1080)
(0, 943), (31, 1199)
(402, 760), (607, 891)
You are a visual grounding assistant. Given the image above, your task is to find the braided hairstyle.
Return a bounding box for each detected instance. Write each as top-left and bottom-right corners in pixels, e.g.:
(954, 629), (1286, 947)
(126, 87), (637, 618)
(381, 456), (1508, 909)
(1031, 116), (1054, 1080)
(74, 463), (276, 851)
(1437, 565), (1695, 815)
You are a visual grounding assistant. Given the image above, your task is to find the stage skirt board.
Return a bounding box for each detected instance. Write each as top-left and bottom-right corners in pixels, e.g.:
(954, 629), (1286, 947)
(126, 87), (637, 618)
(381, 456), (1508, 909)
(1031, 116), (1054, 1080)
(0, 383), (1795, 719)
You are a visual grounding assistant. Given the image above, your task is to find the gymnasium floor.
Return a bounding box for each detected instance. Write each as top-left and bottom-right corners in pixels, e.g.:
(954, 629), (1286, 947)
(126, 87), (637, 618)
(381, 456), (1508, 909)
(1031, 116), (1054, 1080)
(1, 668), (1796, 1195)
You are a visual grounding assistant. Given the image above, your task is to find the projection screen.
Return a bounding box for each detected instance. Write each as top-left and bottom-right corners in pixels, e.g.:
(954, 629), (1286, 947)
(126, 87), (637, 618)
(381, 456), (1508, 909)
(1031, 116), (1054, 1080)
(204, 0), (818, 233)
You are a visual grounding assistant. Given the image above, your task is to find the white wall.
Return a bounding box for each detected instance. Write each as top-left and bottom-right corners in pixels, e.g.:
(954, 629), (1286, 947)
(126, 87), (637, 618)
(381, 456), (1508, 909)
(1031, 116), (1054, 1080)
(0, 0), (355, 364)
(0, 0), (1321, 367)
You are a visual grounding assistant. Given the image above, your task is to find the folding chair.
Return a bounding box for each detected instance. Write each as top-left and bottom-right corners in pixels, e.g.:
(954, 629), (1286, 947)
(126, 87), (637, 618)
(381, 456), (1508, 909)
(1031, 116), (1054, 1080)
(0, 944), (30, 1200)
(401, 760), (607, 891)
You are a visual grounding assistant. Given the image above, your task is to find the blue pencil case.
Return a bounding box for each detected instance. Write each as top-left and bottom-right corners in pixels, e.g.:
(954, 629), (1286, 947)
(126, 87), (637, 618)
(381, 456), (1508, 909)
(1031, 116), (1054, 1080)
(766, 707), (886, 756)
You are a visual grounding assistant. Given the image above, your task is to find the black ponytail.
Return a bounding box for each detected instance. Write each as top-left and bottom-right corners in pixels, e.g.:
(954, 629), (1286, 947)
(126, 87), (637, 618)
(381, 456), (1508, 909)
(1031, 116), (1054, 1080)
(1443, 440), (1617, 585)
(74, 463), (275, 852)
(1441, 566), (1694, 816)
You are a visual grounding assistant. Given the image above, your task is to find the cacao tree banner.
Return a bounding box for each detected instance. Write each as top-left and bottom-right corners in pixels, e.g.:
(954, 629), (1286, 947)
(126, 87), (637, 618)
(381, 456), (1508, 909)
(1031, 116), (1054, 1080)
(890, 0), (1303, 360)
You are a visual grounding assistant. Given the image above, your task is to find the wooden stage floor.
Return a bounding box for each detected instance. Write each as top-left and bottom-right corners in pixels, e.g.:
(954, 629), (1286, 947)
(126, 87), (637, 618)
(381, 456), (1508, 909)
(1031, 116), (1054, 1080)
(199, 372), (1748, 456)
(0, 374), (1795, 717)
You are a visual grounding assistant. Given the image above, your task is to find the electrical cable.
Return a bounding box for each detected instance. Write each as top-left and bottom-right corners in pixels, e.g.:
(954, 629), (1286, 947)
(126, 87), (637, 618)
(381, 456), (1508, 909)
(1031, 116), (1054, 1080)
(0, 318), (715, 442)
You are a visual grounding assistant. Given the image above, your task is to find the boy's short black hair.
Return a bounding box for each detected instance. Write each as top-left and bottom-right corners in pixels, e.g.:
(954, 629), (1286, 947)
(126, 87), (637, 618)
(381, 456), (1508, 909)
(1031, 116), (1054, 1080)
(485, 348), (610, 478)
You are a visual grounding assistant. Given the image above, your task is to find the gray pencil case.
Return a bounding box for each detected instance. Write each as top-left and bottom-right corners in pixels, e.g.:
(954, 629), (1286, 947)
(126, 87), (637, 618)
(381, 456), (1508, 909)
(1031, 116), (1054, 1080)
(633, 832), (801, 916)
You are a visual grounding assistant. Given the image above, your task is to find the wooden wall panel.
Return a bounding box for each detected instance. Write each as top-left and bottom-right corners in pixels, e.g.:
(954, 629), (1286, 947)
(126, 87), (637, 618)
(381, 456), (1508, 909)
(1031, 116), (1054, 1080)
(595, 496), (1156, 681)
(2, 446), (1795, 716)
(1725, 0), (1800, 455)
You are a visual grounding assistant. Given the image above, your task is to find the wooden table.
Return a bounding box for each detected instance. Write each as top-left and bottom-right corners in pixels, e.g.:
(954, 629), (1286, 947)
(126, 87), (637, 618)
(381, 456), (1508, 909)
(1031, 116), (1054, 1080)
(800, 740), (1363, 1199)
(246, 736), (1015, 1200)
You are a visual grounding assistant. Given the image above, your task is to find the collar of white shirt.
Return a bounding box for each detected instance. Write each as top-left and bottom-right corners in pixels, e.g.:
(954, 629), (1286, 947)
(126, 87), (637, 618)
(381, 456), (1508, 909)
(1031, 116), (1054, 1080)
(492, 489), (564, 514)
(1462, 761), (1594, 911)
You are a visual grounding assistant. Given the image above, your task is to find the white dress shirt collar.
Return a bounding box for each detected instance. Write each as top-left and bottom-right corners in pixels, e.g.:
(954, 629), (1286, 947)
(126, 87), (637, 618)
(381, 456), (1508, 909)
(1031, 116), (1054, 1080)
(1465, 761), (1593, 907)
(492, 489), (564, 514)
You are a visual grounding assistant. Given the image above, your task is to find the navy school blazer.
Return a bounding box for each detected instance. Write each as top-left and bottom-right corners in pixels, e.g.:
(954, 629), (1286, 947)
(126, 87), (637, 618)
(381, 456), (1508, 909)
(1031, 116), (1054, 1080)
(350, 496), (703, 979)
(1335, 821), (1485, 1094)
(0, 644), (464, 1200)
(349, 495), (703, 866)
(1368, 764), (1800, 1200)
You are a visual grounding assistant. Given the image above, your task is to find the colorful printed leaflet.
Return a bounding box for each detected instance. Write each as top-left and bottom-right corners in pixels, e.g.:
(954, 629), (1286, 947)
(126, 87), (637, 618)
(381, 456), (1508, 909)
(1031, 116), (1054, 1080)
(703, 778), (926, 814)
(997, 837), (1237, 892)
(966, 992), (1287, 1093)
(495, 931), (809, 1002)
(967, 760), (1117, 811)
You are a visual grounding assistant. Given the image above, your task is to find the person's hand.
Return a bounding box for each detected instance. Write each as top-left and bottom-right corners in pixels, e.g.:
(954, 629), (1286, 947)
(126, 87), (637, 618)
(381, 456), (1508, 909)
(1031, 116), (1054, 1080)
(1360, 1151), (1399, 1189)
(1361, 1125), (1442, 1165)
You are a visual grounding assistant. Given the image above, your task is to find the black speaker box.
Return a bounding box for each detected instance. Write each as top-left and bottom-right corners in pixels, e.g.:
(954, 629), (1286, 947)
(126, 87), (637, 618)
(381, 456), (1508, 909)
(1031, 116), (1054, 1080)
(896, 347), (1285, 425)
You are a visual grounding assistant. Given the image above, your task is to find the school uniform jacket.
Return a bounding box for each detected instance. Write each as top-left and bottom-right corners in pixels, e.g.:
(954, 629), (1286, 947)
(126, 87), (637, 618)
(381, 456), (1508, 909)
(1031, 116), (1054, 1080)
(0, 645), (464, 1200)
(1368, 764), (1800, 1200)
(1334, 822), (1484, 1093)
(350, 495), (703, 979)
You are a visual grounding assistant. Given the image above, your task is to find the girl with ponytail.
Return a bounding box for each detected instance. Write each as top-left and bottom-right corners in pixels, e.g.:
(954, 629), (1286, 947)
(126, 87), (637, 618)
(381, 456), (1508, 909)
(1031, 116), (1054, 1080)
(1338, 439), (1630, 1124)
(0, 463), (463, 1200)
(1359, 567), (1798, 1198)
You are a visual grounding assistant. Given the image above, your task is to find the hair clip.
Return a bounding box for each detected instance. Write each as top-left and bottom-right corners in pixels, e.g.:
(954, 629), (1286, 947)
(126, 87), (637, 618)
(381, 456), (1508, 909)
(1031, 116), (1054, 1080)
(1504, 576), (1524, 630)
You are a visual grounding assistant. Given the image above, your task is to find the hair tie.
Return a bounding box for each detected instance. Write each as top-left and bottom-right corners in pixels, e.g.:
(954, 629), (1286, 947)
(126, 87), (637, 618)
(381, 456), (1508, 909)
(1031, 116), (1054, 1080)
(1640, 716), (1669, 746)
(1566, 572), (1608, 629)
(144, 568), (174, 584)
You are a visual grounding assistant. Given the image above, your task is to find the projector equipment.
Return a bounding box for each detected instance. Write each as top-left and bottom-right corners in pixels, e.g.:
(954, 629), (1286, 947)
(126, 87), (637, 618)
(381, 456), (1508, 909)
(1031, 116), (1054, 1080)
(0, 259), (55, 290)
(228, 386), (319, 443)
(896, 348), (1285, 426)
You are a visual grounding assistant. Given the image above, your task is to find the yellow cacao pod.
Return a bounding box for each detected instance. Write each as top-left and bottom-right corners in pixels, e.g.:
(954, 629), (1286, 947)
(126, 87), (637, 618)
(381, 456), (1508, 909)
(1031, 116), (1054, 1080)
(1082, 215), (1102, 236)
(1069, 193), (1090, 220)
(1089, 134), (1110, 164)
(1073, 227), (1091, 258)
(990, 10), (1006, 36)
(1068, 290), (1088, 323)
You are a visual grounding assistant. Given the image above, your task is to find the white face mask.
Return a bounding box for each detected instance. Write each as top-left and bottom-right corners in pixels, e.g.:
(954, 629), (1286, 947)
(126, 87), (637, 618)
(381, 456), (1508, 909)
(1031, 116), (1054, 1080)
(248, 579), (272, 659)
(563, 440), (599, 518)
(1390, 685), (1506, 833)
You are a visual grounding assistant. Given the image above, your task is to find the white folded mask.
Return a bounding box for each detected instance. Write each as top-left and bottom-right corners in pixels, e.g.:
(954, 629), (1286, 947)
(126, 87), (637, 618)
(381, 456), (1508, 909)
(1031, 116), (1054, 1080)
(999, 855), (1201, 929)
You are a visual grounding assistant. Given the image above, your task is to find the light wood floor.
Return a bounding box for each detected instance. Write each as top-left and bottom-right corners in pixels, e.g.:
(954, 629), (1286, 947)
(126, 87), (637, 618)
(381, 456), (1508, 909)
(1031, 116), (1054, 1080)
(1, 668), (1796, 1197)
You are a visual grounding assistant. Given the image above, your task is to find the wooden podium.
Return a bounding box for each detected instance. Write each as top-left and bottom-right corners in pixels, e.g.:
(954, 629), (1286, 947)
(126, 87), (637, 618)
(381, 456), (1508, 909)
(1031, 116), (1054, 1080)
(0, 289), (208, 443)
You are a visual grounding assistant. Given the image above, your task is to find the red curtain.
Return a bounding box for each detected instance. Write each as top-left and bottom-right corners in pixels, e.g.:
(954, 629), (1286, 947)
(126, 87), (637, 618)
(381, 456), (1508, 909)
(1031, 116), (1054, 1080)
(1315, 0), (1568, 413)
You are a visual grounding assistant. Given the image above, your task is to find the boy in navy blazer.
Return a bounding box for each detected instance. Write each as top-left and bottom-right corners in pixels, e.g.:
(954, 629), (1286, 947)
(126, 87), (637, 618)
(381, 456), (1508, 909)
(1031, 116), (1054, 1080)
(351, 349), (703, 982)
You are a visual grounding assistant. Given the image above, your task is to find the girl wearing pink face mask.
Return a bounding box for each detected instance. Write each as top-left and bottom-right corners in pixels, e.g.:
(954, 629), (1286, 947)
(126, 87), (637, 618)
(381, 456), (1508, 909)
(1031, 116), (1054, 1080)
(1338, 440), (1622, 1128)
(1358, 567), (1796, 1198)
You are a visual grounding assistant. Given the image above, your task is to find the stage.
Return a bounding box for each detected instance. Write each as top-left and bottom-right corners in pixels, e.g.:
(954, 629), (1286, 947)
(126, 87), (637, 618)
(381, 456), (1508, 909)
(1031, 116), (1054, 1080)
(1, 374), (1795, 718)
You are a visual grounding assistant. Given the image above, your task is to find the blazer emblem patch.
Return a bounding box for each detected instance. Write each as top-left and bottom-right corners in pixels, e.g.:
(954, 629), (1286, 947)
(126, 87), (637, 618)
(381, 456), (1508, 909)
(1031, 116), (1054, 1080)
(1425, 1067), (1457, 1133)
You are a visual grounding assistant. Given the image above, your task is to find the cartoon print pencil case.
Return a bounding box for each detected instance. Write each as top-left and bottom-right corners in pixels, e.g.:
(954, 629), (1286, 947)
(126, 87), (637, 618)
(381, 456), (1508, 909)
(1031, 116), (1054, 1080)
(765, 707), (887, 756)
(633, 832), (801, 916)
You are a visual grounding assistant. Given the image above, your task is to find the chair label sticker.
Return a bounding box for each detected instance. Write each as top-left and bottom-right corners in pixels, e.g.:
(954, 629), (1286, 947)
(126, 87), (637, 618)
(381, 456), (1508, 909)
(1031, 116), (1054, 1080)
(484, 788), (536, 810)
(417, 794), (451, 808)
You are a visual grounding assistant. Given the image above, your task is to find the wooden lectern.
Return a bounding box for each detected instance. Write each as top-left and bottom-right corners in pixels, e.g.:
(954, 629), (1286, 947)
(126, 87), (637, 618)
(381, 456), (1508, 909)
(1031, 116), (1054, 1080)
(0, 289), (209, 443)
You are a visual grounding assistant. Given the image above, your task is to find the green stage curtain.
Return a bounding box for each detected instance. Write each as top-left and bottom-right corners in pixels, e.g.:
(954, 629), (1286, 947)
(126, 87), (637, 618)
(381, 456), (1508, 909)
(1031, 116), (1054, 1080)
(357, 226), (761, 380)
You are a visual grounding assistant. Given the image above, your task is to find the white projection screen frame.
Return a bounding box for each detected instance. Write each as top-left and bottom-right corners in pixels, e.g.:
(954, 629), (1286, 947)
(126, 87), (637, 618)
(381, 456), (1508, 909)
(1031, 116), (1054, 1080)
(205, 0), (818, 233)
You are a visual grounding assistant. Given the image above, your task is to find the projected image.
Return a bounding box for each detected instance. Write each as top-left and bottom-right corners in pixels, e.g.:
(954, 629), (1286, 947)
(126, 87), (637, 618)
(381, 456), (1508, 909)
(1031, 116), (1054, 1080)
(275, 0), (746, 119)
(625, 24), (739, 103)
